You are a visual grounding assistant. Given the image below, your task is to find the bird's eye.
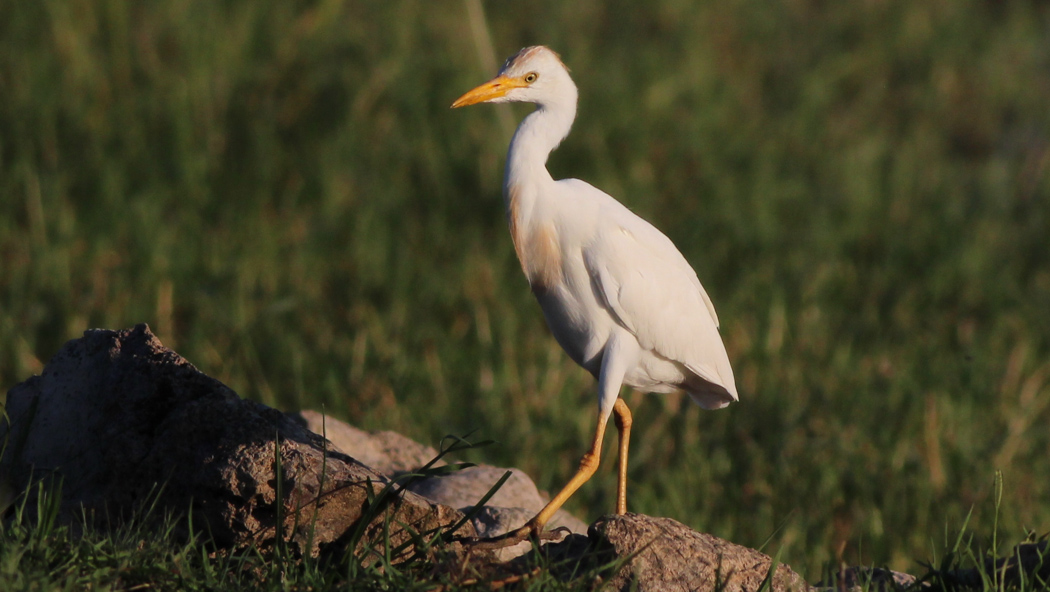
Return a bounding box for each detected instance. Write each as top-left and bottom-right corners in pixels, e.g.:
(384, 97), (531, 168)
(524, 72), (538, 83)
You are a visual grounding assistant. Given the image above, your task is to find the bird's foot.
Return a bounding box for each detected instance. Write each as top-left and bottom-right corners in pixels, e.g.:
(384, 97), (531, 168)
(458, 521), (571, 551)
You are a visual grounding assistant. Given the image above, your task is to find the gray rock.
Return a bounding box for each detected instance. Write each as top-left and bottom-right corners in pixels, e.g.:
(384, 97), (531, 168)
(294, 410), (445, 476)
(0, 324), (474, 559)
(406, 465), (587, 531)
(464, 504), (583, 538)
(457, 505), (580, 562)
(408, 466), (540, 512)
(587, 513), (808, 592)
(294, 411), (589, 562)
(467, 506), (538, 562)
(368, 429), (447, 474)
(405, 463), (588, 561)
(469, 506), (537, 540)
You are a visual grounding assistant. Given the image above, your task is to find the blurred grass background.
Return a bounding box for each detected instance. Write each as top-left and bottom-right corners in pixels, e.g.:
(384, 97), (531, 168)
(1, 0), (1048, 578)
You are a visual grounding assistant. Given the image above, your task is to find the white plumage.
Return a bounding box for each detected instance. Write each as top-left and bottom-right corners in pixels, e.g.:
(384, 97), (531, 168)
(453, 46), (737, 542)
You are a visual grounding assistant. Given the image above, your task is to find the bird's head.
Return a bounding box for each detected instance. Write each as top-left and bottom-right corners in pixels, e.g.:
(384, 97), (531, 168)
(451, 46), (577, 109)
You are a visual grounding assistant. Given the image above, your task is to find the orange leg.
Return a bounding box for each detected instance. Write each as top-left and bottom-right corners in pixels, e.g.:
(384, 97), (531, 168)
(612, 398), (632, 514)
(468, 397), (634, 550)
(522, 407), (611, 533)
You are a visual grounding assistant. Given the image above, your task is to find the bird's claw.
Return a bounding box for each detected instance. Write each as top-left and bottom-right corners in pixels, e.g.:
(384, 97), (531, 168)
(539, 525), (572, 540)
(458, 523), (571, 551)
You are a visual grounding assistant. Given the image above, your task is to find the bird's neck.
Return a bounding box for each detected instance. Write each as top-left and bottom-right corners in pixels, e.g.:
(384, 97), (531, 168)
(503, 101), (576, 213)
(503, 102), (576, 291)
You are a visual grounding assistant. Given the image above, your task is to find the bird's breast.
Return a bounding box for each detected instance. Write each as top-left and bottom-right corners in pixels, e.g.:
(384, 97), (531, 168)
(520, 223), (563, 293)
(506, 182), (612, 373)
(507, 186), (564, 293)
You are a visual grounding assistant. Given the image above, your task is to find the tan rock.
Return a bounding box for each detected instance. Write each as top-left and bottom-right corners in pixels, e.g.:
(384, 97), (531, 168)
(589, 514), (808, 592)
(294, 410), (445, 477)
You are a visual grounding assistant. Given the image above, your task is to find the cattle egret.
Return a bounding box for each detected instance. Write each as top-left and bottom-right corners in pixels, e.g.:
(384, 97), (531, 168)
(452, 46), (738, 544)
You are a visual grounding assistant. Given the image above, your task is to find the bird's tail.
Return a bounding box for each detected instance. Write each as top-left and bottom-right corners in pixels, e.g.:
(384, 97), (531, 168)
(686, 382), (737, 410)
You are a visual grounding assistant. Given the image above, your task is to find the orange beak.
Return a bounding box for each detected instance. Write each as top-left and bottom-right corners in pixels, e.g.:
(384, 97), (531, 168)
(451, 75), (528, 108)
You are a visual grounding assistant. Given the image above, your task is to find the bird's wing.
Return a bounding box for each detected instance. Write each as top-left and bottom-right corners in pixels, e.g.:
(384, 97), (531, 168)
(566, 181), (736, 398)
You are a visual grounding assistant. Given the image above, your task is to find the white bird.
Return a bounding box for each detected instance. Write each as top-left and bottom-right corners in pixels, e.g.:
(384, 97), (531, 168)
(452, 46), (737, 543)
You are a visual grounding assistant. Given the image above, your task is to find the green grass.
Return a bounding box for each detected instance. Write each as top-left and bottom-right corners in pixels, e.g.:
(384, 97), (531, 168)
(1, 474), (1046, 591)
(2, 0), (1049, 585)
(0, 446), (627, 592)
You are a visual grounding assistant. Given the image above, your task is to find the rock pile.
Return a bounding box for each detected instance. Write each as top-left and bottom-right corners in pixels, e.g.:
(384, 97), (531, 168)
(1, 324), (814, 590)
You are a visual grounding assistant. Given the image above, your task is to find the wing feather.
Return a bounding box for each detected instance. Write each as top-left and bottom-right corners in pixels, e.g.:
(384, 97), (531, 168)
(569, 183), (736, 401)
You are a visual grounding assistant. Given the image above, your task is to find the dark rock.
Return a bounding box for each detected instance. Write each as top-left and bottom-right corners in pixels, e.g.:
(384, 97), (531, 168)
(948, 541), (1049, 590)
(0, 324), (473, 558)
